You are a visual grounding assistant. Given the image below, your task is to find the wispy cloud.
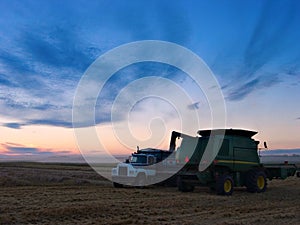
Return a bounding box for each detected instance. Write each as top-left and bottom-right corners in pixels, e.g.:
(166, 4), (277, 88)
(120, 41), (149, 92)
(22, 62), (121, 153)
(0, 1), (194, 129)
(112, 1), (191, 44)
(1, 142), (72, 156)
(0, 1), (299, 129)
(223, 0), (300, 101)
(187, 102), (201, 110)
(94, 62), (188, 125)
(241, 1), (293, 78)
(2, 122), (25, 129)
(2, 118), (73, 129)
(0, 24), (94, 128)
(27, 119), (73, 128)
(7, 146), (44, 154)
(227, 75), (280, 101)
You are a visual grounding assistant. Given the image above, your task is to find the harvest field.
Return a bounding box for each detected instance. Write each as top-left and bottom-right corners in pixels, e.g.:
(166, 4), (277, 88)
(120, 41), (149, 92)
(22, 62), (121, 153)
(0, 162), (299, 225)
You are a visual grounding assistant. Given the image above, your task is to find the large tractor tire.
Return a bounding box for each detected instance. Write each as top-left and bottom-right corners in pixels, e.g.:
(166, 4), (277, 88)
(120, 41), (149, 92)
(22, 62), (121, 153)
(177, 176), (195, 192)
(246, 170), (267, 193)
(216, 174), (234, 196)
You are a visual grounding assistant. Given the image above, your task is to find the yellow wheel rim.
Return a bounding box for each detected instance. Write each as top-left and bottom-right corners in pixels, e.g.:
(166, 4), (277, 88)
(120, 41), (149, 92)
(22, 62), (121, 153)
(224, 179), (232, 193)
(257, 176), (265, 189)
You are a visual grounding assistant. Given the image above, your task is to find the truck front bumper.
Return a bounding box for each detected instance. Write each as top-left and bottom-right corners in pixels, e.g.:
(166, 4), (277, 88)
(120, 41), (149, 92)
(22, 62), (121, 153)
(112, 176), (136, 185)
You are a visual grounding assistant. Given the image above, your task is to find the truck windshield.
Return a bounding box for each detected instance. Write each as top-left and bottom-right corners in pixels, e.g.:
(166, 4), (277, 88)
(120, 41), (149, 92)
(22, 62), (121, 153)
(131, 155), (147, 164)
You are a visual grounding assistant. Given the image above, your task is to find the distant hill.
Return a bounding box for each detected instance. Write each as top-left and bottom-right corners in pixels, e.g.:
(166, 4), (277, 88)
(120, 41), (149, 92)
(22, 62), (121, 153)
(260, 149), (300, 156)
(1, 149), (300, 163)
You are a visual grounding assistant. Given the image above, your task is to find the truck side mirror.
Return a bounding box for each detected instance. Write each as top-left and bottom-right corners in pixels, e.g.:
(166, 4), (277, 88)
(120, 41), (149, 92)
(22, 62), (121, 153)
(264, 141), (268, 149)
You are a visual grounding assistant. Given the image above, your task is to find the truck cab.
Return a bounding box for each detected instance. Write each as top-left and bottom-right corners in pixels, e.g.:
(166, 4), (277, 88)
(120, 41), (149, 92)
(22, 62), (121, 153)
(111, 148), (171, 187)
(130, 153), (156, 165)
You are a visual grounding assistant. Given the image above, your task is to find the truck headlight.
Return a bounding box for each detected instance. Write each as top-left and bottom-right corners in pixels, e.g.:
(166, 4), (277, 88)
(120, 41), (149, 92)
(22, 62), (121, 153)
(129, 170), (135, 175)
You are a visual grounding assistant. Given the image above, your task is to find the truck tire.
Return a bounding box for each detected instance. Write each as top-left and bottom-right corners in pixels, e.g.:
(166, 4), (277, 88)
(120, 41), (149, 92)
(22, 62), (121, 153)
(296, 171), (300, 178)
(246, 170), (267, 193)
(177, 177), (194, 192)
(216, 174), (234, 196)
(135, 173), (146, 187)
(113, 182), (123, 188)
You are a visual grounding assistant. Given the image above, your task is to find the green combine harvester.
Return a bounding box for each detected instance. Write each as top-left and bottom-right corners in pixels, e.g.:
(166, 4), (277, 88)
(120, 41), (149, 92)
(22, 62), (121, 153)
(173, 129), (297, 195)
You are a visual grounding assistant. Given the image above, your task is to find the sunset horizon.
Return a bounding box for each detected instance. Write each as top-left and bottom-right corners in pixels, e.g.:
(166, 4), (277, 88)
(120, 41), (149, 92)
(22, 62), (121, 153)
(1, 0), (299, 162)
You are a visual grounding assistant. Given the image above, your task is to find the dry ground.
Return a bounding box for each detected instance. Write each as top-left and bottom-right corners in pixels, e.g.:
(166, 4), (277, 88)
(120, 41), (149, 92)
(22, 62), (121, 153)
(0, 162), (299, 225)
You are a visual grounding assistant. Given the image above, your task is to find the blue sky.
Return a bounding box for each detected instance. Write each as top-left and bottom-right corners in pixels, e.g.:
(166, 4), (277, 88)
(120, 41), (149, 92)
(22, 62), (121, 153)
(0, 0), (299, 157)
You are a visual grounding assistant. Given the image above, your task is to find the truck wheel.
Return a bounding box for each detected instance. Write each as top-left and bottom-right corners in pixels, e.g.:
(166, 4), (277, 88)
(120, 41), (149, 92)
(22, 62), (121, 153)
(177, 177), (194, 192)
(216, 174), (234, 196)
(296, 171), (300, 178)
(135, 173), (146, 187)
(113, 182), (123, 188)
(246, 170), (267, 193)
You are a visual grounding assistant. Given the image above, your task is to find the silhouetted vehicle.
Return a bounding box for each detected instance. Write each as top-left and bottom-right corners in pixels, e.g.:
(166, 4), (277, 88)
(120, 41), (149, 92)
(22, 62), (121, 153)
(174, 129), (298, 195)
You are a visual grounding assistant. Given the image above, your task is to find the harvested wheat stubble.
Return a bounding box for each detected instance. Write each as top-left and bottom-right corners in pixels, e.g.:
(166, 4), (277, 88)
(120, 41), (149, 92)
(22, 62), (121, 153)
(0, 162), (299, 225)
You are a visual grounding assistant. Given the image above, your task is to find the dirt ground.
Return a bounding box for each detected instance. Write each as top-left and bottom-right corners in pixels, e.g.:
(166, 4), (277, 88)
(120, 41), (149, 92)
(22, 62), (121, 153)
(0, 162), (299, 225)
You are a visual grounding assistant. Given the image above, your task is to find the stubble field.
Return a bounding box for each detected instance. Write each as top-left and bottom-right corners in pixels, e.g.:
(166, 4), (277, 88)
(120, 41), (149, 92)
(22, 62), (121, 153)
(0, 162), (299, 225)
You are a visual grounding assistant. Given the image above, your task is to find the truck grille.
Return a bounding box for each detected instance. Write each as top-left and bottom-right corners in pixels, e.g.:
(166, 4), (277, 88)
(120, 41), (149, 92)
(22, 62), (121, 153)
(119, 166), (128, 176)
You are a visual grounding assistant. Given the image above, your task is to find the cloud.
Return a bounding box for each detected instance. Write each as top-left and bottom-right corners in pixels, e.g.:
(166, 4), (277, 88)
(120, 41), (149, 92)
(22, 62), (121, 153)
(0, 1), (299, 127)
(0, 49), (35, 76)
(223, 1), (300, 101)
(0, 1), (193, 129)
(112, 1), (191, 44)
(4, 142), (24, 147)
(226, 78), (260, 101)
(2, 119), (73, 129)
(20, 25), (99, 72)
(0, 93), (73, 128)
(0, 6), (104, 129)
(227, 75), (280, 101)
(1, 142), (72, 156)
(7, 146), (42, 154)
(242, 0), (299, 77)
(27, 119), (73, 128)
(0, 25), (98, 88)
(94, 62), (188, 124)
(2, 123), (25, 129)
(0, 73), (18, 88)
(187, 102), (201, 110)
(1, 142), (48, 154)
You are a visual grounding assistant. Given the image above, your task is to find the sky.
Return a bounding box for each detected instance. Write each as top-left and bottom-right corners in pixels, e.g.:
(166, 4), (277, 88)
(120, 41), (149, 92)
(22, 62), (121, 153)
(0, 0), (299, 160)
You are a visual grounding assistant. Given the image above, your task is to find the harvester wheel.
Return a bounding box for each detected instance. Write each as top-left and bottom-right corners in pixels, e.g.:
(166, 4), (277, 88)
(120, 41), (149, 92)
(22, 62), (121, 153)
(246, 170), (267, 193)
(216, 174), (234, 196)
(113, 182), (123, 188)
(177, 177), (194, 192)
